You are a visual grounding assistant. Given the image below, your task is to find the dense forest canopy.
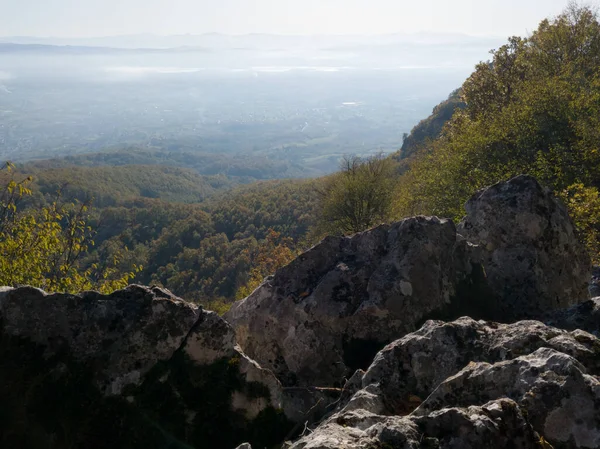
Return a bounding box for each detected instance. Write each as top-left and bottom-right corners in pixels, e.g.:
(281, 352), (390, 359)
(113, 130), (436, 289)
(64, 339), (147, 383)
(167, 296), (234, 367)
(0, 164), (320, 311)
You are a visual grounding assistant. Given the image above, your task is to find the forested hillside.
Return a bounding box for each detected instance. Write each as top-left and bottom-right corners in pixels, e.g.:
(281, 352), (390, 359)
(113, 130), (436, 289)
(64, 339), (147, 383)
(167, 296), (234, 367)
(4, 164), (234, 207)
(395, 4), (600, 262)
(23, 148), (311, 181)
(0, 161), (320, 310)
(398, 88), (464, 159)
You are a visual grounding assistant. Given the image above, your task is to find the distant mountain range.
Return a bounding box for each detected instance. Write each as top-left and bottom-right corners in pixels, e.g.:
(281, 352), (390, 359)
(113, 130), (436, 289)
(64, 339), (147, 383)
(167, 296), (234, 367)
(0, 33), (505, 51)
(0, 43), (209, 54)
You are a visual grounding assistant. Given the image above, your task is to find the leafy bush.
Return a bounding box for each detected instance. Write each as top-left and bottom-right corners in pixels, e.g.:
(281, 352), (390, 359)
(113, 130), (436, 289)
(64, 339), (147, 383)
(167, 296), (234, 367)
(0, 163), (138, 293)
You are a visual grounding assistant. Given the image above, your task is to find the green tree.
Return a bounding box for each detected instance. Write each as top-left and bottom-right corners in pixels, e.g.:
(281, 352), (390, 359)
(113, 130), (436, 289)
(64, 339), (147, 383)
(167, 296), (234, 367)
(317, 154), (396, 236)
(0, 163), (138, 293)
(397, 3), (600, 239)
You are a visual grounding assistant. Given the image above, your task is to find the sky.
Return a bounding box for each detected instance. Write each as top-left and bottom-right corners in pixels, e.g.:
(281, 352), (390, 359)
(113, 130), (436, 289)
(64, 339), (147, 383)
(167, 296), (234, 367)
(0, 0), (598, 38)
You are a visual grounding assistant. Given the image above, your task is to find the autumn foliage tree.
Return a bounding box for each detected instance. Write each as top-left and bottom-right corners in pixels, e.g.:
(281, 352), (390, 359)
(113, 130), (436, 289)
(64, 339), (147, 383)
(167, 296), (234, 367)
(235, 229), (296, 300)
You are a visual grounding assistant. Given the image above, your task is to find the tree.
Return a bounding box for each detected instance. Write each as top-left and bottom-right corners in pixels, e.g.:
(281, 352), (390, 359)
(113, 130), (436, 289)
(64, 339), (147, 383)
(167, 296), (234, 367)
(395, 4), (600, 260)
(317, 154), (396, 235)
(235, 229), (296, 300)
(0, 162), (138, 293)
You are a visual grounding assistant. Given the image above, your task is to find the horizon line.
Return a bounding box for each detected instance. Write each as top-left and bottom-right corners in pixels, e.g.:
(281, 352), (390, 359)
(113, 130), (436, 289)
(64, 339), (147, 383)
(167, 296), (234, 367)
(0, 31), (506, 40)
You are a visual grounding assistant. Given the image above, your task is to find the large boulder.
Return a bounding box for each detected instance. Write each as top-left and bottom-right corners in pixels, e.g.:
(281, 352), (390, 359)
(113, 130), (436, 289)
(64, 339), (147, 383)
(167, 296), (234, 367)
(293, 317), (600, 449)
(0, 285), (292, 449)
(458, 174), (591, 320)
(225, 216), (474, 386)
(226, 175), (591, 388)
(357, 317), (600, 416)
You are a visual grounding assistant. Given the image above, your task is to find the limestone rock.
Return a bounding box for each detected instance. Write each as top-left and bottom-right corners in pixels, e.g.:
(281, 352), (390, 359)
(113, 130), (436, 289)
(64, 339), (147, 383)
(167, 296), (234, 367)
(0, 285), (291, 449)
(289, 399), (542, 449)
(307, 317), (600, 449)
(225, 216), (473, 386)
(358, 317), (600, 416)
(458, 174), (591, 320)
(0, 285), (199, 395)
(415, 348), (600, 448)
(227, 175), (591, 387)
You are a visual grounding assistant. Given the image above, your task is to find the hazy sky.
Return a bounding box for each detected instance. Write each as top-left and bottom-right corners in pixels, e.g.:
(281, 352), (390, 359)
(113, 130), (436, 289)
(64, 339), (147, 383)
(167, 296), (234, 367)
(1, 0), (597, 38)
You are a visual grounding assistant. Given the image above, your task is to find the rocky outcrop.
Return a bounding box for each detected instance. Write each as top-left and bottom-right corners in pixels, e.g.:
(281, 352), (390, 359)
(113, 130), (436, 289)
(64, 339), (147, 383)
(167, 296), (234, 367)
(415, 348), (600, 448)
(357, 317), (600, 415)
(290, 399), (543, 449)
(291, 317), (600, 449)
(226, 175), (590, 387)
(0, 285), (291, 449)
(226, 216), (475, 386)
(458, 174), (590, 320)
(0, 175), (594, 449)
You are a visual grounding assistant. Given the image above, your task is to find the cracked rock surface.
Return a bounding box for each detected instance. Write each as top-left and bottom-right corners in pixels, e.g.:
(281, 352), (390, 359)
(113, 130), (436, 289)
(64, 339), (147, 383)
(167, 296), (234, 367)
(226, 175), (590, 387)
(292, 317), (600, 449)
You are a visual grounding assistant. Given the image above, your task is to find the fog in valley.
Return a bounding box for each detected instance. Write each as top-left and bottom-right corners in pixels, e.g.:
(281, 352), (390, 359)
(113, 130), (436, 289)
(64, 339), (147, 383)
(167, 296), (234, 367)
(0, 34), (502, 177)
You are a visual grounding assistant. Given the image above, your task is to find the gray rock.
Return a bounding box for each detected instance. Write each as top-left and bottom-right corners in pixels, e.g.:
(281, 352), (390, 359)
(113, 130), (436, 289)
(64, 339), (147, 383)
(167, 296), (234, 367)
(314, 317), (600, 449)
(589, 266), (600, 297)
(545, 297), (600, 336)
(282, 386), (342, 426)
(227, 175), (591, 387)
(289, 398), (542, 449)
(415, 348), (600, 448)
(0, 284), (200, 395)
(357, 317), (600, 416)
(458, 174), (591, 320)
(234, 444), (252, 449)
(225, 216), (475, 386)
(0, 285), (292, 449)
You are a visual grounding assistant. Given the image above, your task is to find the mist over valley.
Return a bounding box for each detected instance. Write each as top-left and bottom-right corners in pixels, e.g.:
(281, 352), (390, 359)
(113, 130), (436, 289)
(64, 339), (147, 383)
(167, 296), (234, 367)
(0, 34), (501, 176)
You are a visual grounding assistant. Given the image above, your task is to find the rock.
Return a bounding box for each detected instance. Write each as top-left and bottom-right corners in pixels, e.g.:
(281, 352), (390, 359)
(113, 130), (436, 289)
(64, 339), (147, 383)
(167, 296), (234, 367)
(225, 216), (475, 386)
(356, 317), (600, 416)
(226, 175), (591, 387)
(545, 297), (600, 336)
(282, 386), (342, 426)
(0, 285), (292, 449)
(307, 317), (600, 449)
(589, 266), (600, 297)
(415, 348), (600, 448)
(289, 398), (542, 449)
(234, 444), (252, 449)
(0, 285), (199, 395)
(458, 174), (591, 320)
